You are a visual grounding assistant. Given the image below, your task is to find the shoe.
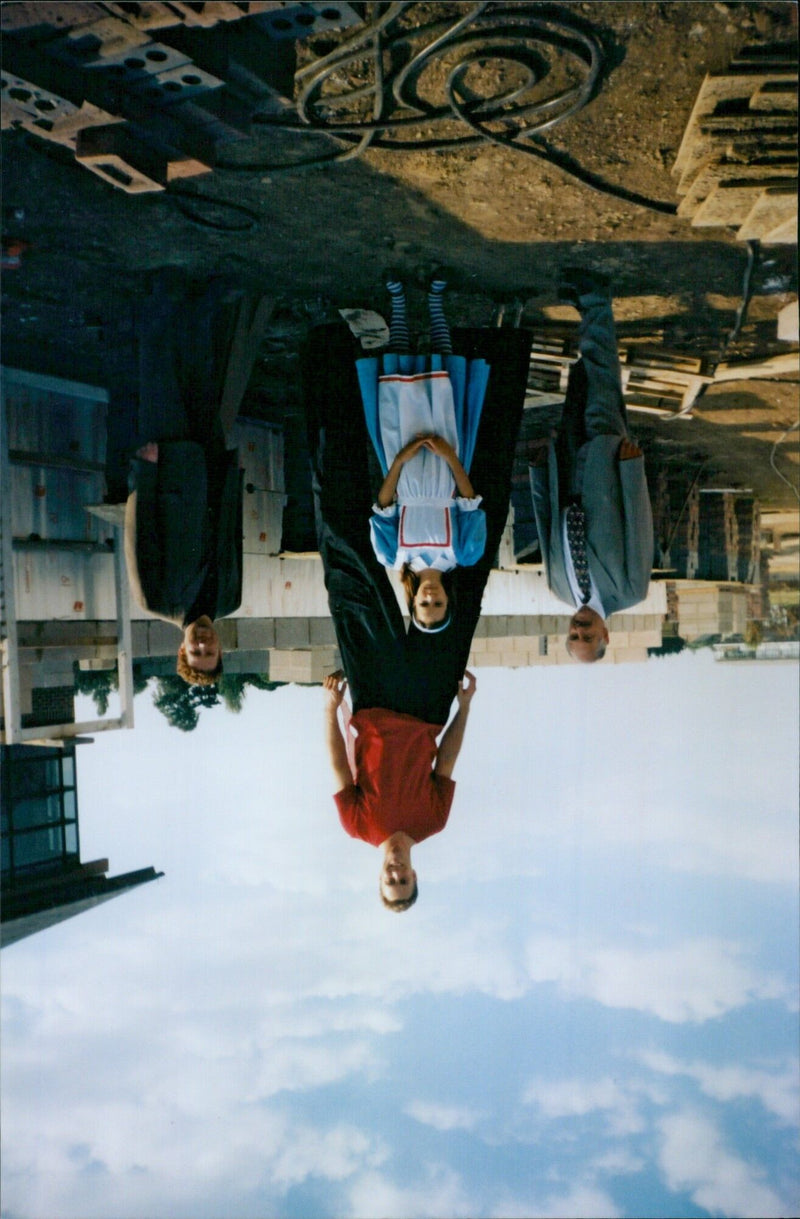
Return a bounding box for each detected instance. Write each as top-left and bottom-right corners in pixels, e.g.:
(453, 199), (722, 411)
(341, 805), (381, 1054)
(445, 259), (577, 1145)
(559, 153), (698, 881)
(427, 264), (449, 292)
(557, 266), (611, 306)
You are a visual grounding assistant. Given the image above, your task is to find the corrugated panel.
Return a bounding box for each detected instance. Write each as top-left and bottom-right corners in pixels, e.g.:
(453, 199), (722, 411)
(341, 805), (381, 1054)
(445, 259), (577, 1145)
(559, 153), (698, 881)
(3, 370), (108, 465)
(231, 418), (285, 492)
(12, 549), (117, 621)
(242, 488), (286, 555)
(10, 466), (110, 542)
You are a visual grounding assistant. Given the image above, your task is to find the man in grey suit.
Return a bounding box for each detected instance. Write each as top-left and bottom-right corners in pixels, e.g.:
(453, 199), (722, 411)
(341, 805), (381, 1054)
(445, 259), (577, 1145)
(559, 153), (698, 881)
(530, 269), (653, 663)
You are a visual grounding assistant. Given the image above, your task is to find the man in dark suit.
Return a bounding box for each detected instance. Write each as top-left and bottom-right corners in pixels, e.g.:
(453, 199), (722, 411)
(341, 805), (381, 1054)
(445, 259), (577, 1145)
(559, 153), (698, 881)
(122, 274), (270, 685)
(530, 270), (654, 662)
(125, 438), (242, 684)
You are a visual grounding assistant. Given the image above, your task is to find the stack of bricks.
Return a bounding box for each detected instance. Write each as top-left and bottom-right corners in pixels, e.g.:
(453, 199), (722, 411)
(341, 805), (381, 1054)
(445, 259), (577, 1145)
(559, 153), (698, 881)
(673, 43), (798, 244)
(1, 2), (362, 192)
(673, 581), (746, 641)
(466, 612), (663, 667)
(698, 490), (739, 583)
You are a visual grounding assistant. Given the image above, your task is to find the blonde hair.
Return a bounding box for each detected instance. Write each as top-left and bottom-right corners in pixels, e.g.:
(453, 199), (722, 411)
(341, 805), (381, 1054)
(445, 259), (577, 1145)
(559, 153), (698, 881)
(176, 646), (223, 686)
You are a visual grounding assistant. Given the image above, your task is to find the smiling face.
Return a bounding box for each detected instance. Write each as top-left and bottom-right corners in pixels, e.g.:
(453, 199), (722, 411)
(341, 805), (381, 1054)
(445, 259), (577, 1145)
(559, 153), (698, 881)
(379, 836), (418, 911)
(412, 572), (449, 627)
(379, 857), (417, 905)
(566, 607), (609, 663)
(181, 616), (221, 673)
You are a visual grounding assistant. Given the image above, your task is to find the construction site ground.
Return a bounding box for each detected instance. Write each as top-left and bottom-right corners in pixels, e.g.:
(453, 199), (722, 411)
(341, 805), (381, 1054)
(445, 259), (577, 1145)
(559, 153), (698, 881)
(2, 2), (798, 551)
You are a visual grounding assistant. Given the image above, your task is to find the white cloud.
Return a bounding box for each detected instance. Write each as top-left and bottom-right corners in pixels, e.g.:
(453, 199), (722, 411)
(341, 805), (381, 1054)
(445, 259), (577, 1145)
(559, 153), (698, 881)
(521, 1076), (647, 1137)
(490, 1184), (623, 1219)
(347, 1166), (473, 1219)
(525, 934), (791, 1022)
(589, 1148), (646, 1176)
(404, 1101), (481, 1131)
(270, 1124), (387, 1188)
(658, 1110), (792, 1218)
(637, 1049), (800, 1125)
(522, 1076), (624, 1116)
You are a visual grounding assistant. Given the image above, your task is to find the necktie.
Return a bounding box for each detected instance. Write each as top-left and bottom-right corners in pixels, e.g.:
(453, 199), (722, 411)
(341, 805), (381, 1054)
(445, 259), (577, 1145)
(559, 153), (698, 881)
(566, 501), (591, 604)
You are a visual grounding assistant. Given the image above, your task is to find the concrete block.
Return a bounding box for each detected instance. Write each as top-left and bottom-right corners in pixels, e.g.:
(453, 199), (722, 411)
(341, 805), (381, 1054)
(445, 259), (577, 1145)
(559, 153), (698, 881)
(268, 647), (339, 683)
(221, 650), (270, 675)
(470, 635), (488, 653)
(627, 630), (662, 647)
(486, 636), (509, 653)
(540, 615), (563, 634)
(131, 622), (149, 654)
(485, 616), (510, 637)
(102, 2), (185, 31)
(471, 617), (489, 638)
(147, 620), (179, 654)
(275, 618), (310, 648)
(215, 619), (237, 648)
(309, 618), (337, 646)
(468, 652), (497, 667)
(76, 123), (211, 189)
(268, 649), (313, 682)
(236, 618), (276, 648)
(66, 16), (152, 59)
(610, 648), (649, 664)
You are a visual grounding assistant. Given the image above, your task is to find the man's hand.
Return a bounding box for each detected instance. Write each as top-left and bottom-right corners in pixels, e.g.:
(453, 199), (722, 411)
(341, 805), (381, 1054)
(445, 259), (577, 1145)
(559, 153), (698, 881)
(324, 669), (347, 710)
(435, 670), (476, 779)
(324, 670), (352, 790)
(456, 670), (477, 709)
(136, 442), (159, 463)
(528, 435), (552, 469)
(618, 439), (642, 461)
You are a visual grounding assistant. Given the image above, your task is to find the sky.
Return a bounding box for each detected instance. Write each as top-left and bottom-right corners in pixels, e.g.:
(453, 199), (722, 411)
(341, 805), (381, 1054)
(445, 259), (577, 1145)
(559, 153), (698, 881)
(1, 651), (798, 1219)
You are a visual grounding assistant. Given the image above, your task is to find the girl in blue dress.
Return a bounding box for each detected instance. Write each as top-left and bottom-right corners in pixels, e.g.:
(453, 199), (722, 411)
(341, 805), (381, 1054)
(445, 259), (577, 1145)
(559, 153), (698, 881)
(356, 271), (491, 632)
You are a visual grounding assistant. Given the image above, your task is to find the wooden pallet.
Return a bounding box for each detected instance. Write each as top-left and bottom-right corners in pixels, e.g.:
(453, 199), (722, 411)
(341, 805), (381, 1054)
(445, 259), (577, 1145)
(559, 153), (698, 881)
(673, 46), (797, 244)
(527, 334), (713, 417)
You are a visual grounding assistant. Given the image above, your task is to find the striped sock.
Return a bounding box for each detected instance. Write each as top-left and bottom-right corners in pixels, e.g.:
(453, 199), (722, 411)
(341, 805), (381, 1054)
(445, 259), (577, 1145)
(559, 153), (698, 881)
(427, 280), (452, 355)
(386, 279), (410, 352)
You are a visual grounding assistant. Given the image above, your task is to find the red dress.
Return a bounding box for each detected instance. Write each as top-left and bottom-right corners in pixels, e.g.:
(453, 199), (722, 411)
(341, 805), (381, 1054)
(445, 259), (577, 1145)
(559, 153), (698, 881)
(334, 707), (455, 845)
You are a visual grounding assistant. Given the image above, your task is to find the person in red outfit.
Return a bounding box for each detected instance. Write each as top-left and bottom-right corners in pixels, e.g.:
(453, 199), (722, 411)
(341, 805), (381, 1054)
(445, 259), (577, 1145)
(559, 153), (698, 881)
(304, 319), (529, 913)
(324, 669), (476, 911)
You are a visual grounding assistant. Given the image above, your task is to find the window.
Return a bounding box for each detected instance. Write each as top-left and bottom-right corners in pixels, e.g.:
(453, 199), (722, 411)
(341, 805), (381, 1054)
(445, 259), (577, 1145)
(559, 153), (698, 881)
(12, 793), (64, 830)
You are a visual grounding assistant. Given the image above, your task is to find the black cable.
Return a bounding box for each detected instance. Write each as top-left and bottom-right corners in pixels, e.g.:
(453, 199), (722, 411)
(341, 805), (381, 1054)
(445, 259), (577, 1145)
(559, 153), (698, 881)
(721, 240), (760, 353)
(167, 187), (263, 232)
(192, 1), (677, 220)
